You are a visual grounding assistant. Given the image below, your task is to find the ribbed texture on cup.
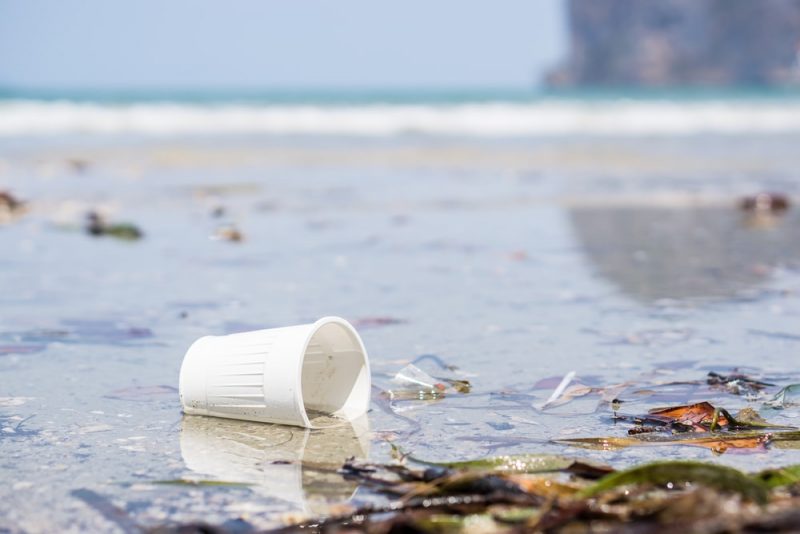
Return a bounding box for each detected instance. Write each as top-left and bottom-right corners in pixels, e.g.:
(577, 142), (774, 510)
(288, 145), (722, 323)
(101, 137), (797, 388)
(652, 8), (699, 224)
(203, 331), (276, 419)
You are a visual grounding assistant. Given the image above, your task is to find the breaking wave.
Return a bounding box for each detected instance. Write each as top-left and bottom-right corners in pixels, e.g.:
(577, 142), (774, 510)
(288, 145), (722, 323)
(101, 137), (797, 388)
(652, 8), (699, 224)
(3, 99), (800, 137)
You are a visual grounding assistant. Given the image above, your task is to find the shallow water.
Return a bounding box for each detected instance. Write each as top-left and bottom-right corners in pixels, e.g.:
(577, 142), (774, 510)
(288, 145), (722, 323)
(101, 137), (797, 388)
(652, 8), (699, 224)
(2, 136), (800, 532)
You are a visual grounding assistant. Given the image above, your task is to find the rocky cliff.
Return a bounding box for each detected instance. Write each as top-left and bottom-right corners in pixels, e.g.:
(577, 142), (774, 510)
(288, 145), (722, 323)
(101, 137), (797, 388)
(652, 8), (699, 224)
(547, 0), (800, 87)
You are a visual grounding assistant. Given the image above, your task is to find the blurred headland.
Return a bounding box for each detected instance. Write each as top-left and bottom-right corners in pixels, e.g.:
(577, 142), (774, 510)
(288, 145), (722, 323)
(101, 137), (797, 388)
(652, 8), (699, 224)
(549, 0), (800, 87)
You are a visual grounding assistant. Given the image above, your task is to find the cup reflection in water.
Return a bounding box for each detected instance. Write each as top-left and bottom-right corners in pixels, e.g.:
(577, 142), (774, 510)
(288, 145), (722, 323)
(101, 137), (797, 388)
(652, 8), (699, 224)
(180, 414), (371, 513)
(179, 316), (371, 428)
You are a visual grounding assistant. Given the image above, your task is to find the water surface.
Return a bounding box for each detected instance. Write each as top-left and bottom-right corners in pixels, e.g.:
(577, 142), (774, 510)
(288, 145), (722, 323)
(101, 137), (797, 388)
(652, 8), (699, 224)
(2, 135), (800, 532)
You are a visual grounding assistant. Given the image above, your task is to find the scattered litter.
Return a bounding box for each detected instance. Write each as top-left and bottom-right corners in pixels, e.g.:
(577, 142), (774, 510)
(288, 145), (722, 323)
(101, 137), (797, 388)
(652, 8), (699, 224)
(645, 402), (783, 432)
(210, 224), (244, 242)
(179, 317), (370, 427)
(536, 370), (575, 410)
(707, 371), (773, 396)
(389, 364), (448, 401)
(0, 190), (27, 222)
(387, 363), (471, 402)
(85, 211), (143, 241)
(559, 399), (799, 454)
(739, 192), (790, 213)
(764, 384), (800, 409)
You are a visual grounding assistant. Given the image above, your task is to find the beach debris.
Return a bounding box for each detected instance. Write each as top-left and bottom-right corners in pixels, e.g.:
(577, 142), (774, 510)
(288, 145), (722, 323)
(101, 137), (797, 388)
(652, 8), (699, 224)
(559, 399), (799, 454)
(739, 192), (792, 229)
(85, 211), (143, 241)
(381, 356), (472, 406)
(180, 317), (370, 427)
(706, 371), (773, 396)
(386, 363), (470, 401)
(536, 370), (576, 410)
(533, 372), (629, 413)
(649, 402), (736, 431)
(739, 192), (791, 213)
(644, 402), (788, 432)
(261, 456), (800, 533)
(0, 190), (27, 222)
(764, 384), (800, 409)
(562, 432), (776, 454)
(210, 224), (244, 242)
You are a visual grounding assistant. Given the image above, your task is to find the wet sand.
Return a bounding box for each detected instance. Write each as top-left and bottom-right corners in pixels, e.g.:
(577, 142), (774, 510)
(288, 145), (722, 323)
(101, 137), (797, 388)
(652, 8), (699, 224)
(2, 135), (800, 531)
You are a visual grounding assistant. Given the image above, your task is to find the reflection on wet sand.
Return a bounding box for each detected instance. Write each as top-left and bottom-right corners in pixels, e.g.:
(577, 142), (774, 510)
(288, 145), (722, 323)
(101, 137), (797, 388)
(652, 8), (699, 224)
(569, 203), (800, 302)
(180, 415), (370, 514)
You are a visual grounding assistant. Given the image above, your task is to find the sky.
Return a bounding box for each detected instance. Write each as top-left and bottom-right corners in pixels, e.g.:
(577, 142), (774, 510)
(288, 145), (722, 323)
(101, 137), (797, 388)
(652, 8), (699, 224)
(0, 1), (567, 91)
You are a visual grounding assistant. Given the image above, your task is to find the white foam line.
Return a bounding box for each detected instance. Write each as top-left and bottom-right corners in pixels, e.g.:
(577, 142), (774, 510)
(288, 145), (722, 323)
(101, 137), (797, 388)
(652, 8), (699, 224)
(4, 100), (800, 136)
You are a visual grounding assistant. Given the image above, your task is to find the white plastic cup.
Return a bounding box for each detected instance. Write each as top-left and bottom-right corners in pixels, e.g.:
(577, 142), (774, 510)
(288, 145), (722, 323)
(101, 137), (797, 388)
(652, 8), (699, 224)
(179, 316), (371, 428)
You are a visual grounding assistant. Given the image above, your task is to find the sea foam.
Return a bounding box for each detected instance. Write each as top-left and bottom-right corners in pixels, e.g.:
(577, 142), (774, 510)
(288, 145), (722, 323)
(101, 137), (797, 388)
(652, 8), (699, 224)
(2, 99), (800, 137)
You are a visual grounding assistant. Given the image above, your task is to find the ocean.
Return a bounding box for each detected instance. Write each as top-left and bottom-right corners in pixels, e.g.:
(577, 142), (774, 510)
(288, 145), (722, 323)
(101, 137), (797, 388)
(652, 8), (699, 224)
(4, 88), (800, 137)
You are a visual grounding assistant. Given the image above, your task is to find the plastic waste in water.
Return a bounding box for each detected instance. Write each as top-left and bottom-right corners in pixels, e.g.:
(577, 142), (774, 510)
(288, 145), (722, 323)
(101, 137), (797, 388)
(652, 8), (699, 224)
(179, 316), (371, 428)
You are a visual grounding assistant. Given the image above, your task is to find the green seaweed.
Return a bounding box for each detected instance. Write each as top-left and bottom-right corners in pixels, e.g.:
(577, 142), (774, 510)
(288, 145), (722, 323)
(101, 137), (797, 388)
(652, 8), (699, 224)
(102, 223), (143, 241)
(579, 460), (768, 504)
(755, 464), (800, 488)
(409, 453), (611, 476)
(418, 454), (572, 472)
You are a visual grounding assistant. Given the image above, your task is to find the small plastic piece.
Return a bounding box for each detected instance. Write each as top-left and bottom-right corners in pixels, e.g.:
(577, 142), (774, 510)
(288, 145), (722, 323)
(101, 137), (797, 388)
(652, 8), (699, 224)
(179, 316), (371, 428)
